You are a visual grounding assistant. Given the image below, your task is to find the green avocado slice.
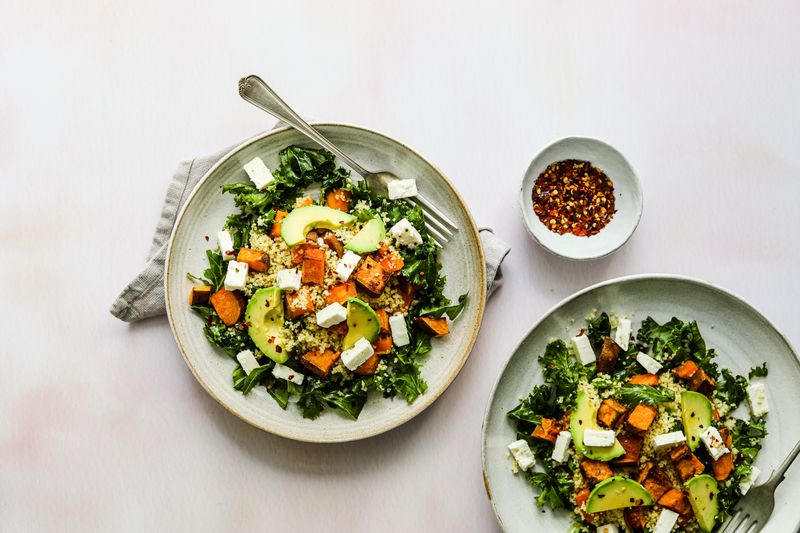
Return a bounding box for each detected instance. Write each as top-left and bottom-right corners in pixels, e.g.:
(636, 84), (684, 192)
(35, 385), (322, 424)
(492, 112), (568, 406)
(245, 287), (288, 364)
(280, 205), (355, 247)
(681, 391), (714, 451)
(585, 476), (654, 513)
(685, 474), (719, 532)
(570, 391), (626, 461)
(345, 218), (386, 254)
(342, 298), (380, 350)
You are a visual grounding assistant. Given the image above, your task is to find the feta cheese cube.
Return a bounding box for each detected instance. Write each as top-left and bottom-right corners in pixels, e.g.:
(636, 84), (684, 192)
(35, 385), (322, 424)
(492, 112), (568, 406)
(389, 313), (410, 347)
(739, 465), (761, 495)
(583, 429), (615, 447)
(653, 508), (679, 533)
(387, 178), (418, 200)
(243, 156), (273, 190)
(316, 302), (347, 328)
(224, 260), (249, 291)
(340, 337), (375, 370)
(653, 431), (686, 452)
(699, 426), (730, 461)
(596, 525), (619, 533)
(217, 230), (235, 260)
(747, 382), (769, 416)
(236, 349), (260, 375)
(335, 250), (361, 281)
(570, 334), (596, 365)
(507, 439), (535, 472)
(388, 218), (423, 249)
(551, 431), (572, 463)
(614, 318), (631, 350)
(636, 351), (663, 374)
(275, 269), (301, 291)
(271, 363), (304, 385)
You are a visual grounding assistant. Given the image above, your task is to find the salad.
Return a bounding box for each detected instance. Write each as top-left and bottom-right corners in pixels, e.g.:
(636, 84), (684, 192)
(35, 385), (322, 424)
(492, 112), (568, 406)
(506, 312), (769, 533)
(187, 145), (466, 420)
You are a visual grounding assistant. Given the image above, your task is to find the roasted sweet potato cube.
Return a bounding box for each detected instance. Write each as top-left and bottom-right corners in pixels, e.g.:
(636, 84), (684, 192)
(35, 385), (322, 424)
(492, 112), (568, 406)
(285, 291), (315, 319)
(326, 281), (357, 305)
(597, 398), (628, 428)
(290, 243), (317, 264)
(597, 336), (620, 373)
(580, 459), (614, 485)
(397, 279), (417, 310)
(638, 462), (672, 501)
(688, 369), (716, 394)
(323, 232), (344, 258)
(670, 444), (705, 481)
(271, 210), (288, 238)
(623, 507), (645, 532)
(375, 309), (390, 335)
(301, 257), (325, 285)
(189, 285), (212, 305)
(669, 443), (692, 463)
(354, 256), (391, 296)
(415, 316), (449, 337)
(354, 354), (380, 376)
(325, 189), (351, 212)
(236, 247), (270, 273)
(625, 404), (659, 435)
(300, 349), (341, 377)
(630, 373), (659, 386)
(672, 360), (700, 380)
(658, 488), (692, 515)
(612, 434), (644, 466)
(209, 288), (245, 326)
(330, 322), (348, 336)
(372, 334), (393, 356)
(376, 245), (404, 272)
(712, 428), (735, 481)
(296, 196), (313, 207)
(575, 487), (595, 523)
(531, 418), (560, 444)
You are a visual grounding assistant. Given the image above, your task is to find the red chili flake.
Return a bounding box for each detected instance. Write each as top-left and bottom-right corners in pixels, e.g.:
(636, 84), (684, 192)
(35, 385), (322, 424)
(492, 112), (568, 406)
(532, 159), (616, 237)
(204, 235), (210, 241)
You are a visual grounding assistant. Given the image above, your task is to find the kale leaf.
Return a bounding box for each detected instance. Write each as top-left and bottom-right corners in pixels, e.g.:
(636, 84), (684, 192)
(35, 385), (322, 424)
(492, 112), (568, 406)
(539, 339), (592, 406)
(716, 369), (749, 407)
(748, 363), (768, 379)
(525, 468), (574, 509)
(615, 384), (676, 406)
(637, 316), (718, 379)
(586, 312), (611, 349)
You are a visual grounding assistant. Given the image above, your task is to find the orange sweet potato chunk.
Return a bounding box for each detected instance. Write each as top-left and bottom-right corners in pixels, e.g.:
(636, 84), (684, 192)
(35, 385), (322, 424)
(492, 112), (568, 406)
(326, 282), (357, 305)
(415, 316), (449, 337)
(325, 189), (351, 212)
(209, 288), (244, 326)
(271, 210), (288, 238)
(301, 350), (341, 377)
(189, 285), (212, 306)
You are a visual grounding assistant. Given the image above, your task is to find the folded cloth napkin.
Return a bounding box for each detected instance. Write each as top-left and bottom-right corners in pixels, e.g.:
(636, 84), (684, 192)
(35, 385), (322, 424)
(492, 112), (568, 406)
(110, 134), (510, 322)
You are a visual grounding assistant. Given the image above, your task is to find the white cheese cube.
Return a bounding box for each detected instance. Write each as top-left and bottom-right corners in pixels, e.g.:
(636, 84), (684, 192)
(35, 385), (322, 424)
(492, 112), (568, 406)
(341, 337), (375, 370)
(747, 382), (769, 416)
(389, 313), (410, 347)
(271, 363), (305, 385)
(388, 218), (423, 249)
(275, 269), (301, 291)
(387, 178), (418, 200)
(653, 431), (686, 452)
(583, 429), (615, 447)
(243, 156), (273, 190)
(570, 334), (596, 365)
(596, 525), (619, 533)
(614, 318), (632, 350)
(335, 250), (361, 281)
(507, 439), (535, 472)
(636, 351), (663, 374)
(739, 465), (761, 495)
(236, 349), (260, 375)
(653, 508), (679, 533)
(699, 426), (730, 461)
(217, 230), (235, 260)
(551, 431), (572, 463)
(316, 302), (348, 328)
(224, 260), (249, 291)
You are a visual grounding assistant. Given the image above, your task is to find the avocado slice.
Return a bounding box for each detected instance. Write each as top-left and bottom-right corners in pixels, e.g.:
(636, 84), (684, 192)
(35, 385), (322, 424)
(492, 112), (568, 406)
(280, 206), (355, 247)
(585, 476), (654, 513)
(681, 391), (714, 451)
(345, 218), (386, 254)
(245, 287), (288, 364)
(570, 391), (626, 461)
(685, 474), (719, 532)
(342, 297), (380, 350)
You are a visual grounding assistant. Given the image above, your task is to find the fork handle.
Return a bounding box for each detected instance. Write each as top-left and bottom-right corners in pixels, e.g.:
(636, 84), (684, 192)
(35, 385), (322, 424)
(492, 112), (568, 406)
(765, 438), (800, 490)
(238, 75), (370, 179)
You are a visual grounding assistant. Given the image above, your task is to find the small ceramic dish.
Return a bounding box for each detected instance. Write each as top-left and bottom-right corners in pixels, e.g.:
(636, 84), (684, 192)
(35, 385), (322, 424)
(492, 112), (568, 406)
(519, 137), (643, 260)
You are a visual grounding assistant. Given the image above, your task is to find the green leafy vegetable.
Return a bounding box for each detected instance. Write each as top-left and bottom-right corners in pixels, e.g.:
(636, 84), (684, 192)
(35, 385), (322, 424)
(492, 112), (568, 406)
(749, 363), (768, 379)
(420, 294), (468, 320)
(637, 316), (718, 379)
(525, 468), (574, 509)
(233, 364), (272, 396)
(716, 369), (749, 407)
(718, 416), (768, 521)
(586, 312), (611, 349)
(192, 306), (250, 356)
(615, 384), (676, 406)
(539, 340), (592, 406)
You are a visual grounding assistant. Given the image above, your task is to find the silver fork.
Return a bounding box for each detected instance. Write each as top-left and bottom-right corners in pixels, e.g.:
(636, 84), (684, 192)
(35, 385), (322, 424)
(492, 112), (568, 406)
(238, 74), (458, 246)
(719, 439), (800, 533)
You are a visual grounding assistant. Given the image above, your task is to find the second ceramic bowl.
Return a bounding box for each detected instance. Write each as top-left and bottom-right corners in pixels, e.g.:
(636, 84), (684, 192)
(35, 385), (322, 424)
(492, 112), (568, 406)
(519, 137), (643, 260)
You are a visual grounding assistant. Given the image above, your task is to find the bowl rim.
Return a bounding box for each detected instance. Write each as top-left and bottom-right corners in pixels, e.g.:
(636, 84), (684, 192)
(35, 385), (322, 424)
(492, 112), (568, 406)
(164, 121), (487, 442)
(518, 135), (644, 261)
(480, 272), (799, 530)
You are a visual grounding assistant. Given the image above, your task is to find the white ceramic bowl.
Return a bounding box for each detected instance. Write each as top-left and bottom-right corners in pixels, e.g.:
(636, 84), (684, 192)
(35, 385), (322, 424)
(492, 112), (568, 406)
(482, 274), (800, 532)
(519, 137), (643, 260)
(165, 123), (486, 442)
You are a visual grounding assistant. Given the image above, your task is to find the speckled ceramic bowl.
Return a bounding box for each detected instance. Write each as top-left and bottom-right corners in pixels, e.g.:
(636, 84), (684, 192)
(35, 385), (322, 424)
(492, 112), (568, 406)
(519, 137), (643, 260)
(482, 274), (800, 532)
(165, 123), (486, 443)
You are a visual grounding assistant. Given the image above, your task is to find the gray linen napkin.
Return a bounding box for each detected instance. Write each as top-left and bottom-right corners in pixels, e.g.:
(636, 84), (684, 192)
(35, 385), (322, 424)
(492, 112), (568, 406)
(110, 137), (510, 322)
